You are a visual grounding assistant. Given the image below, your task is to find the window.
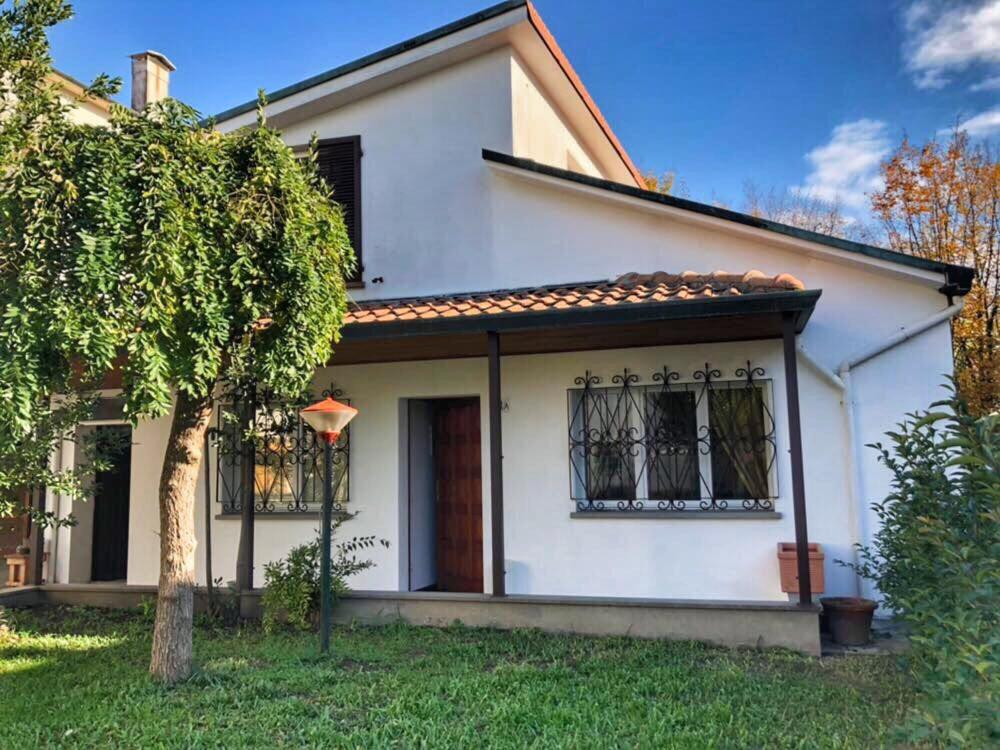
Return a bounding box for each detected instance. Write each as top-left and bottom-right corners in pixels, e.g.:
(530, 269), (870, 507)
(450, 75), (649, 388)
(315, 136), (362, 282)
(708, 386), (771, 501)
(646, 390), (700, 502)
(568, 365), (776, 512)
(214, 392), (350, 515)
(569, 384), (637, 502)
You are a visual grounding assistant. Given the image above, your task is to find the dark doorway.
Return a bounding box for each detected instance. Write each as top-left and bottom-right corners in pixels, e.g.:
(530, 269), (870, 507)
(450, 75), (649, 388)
(433, 398), (483, 593)
(90, 425), (132, 582)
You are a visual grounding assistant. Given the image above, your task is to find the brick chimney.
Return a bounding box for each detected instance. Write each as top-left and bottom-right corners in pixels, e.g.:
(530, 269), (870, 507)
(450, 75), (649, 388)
(130, 50), (175, 111)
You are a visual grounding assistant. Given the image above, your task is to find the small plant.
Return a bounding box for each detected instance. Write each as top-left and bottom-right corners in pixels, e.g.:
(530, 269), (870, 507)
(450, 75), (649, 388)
(0, 606), (11, 640)
(137, 596), (157, 622)
(261, 514), (388, 633)
(204, 578), (241, 627)
(847, 388), (998, 746)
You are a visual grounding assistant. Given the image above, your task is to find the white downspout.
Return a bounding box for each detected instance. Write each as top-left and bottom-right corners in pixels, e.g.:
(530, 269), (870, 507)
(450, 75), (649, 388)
(796, 299), (965, 596)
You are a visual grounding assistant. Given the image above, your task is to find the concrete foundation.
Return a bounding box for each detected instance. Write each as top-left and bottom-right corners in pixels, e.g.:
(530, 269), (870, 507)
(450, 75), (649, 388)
(3, 584), (821, 656)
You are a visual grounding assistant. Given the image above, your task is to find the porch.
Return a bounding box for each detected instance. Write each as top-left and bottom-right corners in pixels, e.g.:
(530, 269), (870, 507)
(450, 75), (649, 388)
(24, 269), (831, 654)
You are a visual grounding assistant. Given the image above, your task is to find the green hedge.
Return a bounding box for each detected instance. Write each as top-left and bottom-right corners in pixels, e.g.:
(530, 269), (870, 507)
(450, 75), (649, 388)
(853, 390), (998, 746)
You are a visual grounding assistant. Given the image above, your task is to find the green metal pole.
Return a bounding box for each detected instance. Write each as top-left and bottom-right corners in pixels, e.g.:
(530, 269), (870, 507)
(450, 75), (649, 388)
(319, 435), (334, 654)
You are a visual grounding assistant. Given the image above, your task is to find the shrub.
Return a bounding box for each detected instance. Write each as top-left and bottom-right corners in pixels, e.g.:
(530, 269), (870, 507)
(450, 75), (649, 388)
(261, 515), (388, 633)
(852, 390), (998, 746)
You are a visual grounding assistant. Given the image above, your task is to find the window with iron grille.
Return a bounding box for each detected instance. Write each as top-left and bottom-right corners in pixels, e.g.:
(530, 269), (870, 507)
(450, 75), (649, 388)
(568, 364), (777, 512)
(213, 386), (350, 515)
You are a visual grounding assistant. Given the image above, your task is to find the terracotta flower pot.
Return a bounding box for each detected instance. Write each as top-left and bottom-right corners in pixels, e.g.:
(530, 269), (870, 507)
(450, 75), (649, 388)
(820, 597), (877, 646)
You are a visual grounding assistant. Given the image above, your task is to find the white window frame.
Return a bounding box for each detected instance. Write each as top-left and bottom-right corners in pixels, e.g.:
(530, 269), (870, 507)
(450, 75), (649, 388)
(569, 377), (778, 508)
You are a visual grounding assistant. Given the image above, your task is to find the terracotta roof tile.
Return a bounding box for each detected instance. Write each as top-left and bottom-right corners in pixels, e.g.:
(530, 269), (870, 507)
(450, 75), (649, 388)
(344, 270), (806, 326)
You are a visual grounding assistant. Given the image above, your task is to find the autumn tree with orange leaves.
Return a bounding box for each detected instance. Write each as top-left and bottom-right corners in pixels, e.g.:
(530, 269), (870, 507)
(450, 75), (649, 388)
(871, 131), (999, 415)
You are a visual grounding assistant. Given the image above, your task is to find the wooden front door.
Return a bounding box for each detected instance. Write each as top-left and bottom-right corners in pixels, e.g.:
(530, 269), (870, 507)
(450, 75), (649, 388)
(434, 399), (483, 593)
(90, 426), (132, 582)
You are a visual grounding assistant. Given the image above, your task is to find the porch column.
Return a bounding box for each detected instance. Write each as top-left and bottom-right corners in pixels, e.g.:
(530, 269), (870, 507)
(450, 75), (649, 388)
(29, 485), (45, 585)
(487, 331), (506, 596)
(236, 390), (255, 594)
(782, 312), (812, 605)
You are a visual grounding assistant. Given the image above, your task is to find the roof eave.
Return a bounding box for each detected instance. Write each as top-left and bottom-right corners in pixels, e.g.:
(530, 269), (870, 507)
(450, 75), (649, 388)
(522, 2), (643, 187)
(342, 288), (821, 341)
(208, 0), (529, 126)
(205, 1), (643, 188)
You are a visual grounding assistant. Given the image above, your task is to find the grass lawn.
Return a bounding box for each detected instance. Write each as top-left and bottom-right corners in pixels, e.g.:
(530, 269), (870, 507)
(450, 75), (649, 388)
(1, 606), (913, 748)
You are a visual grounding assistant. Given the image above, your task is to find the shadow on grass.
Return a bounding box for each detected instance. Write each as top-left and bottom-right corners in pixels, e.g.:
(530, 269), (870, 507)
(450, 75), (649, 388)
(0, 605), (915, 748)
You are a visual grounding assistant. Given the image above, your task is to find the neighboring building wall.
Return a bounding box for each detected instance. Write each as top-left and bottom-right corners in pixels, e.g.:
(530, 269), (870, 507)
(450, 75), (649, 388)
(510, 53), (601, 177)
(59, 92), (111, 127)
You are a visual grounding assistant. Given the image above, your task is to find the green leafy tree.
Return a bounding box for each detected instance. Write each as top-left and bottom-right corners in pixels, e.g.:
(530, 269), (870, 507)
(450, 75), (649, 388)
(0, 0), (355, 682)
(0, 392), (111, 531)
(851, 389), (998, 745)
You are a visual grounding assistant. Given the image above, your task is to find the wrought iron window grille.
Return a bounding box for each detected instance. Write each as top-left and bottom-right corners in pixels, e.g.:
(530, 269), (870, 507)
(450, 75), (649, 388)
(568, 362), (777, 512)
(210, 382), (350, 515)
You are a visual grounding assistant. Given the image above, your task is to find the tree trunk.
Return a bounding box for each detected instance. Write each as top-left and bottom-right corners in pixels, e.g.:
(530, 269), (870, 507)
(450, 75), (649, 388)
(149, 391), (214, 684)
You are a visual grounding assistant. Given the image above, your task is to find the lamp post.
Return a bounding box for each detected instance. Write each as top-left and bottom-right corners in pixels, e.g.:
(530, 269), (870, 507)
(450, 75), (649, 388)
(300, 396), (358, 654)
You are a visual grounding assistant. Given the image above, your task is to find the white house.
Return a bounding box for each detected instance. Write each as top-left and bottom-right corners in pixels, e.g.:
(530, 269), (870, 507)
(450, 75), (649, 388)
(35, 1), (973, 654)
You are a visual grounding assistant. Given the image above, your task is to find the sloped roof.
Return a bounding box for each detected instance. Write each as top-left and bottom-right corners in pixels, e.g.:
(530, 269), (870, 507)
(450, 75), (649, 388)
(345, 270), (806, 326)
(210, 1), (643, 186)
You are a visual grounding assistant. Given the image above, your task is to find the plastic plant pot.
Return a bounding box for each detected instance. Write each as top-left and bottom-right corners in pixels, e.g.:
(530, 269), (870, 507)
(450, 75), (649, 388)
(820, 597), (877, 646)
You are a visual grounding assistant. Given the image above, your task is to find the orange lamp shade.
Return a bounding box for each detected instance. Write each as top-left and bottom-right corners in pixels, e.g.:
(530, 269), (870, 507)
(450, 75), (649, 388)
(300, 397), (358, 443)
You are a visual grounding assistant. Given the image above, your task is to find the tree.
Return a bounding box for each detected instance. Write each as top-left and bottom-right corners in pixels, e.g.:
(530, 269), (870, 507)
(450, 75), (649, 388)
(871, 131), (999, 415)
(641, 169), (675, 195)
(0, 0), (355, 682)
(741, 181), (879, 244)
(0, 393), (107, 532)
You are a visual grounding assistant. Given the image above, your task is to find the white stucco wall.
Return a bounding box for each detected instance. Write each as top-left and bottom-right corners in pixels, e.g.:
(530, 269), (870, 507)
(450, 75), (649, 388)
(119, 358), (493, 592)
(849, 319), (954, 601)
(60, 93), (111, 127)
(105, 335), (908, 601)
(510, 53), (601, 177)
(95, 200), (955, 599)
(274, 49), (514, 303)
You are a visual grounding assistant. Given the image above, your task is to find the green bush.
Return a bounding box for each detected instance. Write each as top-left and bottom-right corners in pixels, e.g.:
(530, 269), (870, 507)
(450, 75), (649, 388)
(261, 515), (388, 633)
(853, 390), (998, 746)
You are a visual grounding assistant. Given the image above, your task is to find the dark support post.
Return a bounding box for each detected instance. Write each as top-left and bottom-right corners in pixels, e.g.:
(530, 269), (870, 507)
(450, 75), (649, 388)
(203, 428), (215, 610)
(236, 389), (255, 595)
(29, 485), (45, 584)
(319, 438), (334, 653)
(782, 312), (812, 605)
(487, 331), (506, 597)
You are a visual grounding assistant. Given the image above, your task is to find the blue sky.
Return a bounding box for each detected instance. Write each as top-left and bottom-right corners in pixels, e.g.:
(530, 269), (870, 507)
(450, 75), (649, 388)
(50, 1), (999, 216)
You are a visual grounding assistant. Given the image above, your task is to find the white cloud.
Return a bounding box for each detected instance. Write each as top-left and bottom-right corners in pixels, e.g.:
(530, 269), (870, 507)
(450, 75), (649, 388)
(792, 119), (891, 211)
(903, 0), (1000, 89)
(941, 105), (1000, 135)
(970, 73), (1000, 90)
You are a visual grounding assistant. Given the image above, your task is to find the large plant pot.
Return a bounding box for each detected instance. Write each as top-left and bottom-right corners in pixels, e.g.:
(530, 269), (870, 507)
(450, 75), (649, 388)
(820, 597), (876, 645)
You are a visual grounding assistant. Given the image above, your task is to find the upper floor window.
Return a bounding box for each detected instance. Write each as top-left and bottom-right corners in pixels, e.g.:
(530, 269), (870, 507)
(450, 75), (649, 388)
(568, 364), (777, 513)
(316, 136), (362, 283)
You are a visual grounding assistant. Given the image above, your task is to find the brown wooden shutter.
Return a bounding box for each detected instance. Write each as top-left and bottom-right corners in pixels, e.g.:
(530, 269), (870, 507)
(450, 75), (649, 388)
(316, 136), (362, 281)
